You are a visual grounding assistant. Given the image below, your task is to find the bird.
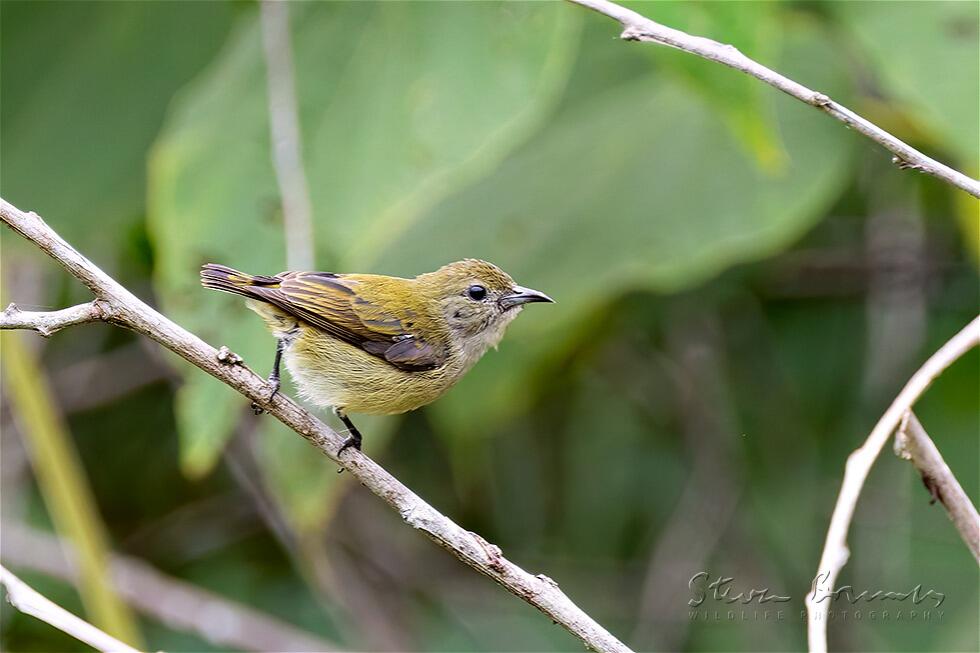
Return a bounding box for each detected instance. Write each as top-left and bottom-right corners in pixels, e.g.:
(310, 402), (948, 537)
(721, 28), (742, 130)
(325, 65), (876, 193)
(201, 259), (553, 454)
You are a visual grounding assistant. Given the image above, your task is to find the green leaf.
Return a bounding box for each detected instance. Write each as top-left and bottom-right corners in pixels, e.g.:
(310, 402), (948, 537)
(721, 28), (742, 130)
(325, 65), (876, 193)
(624, 0), (789, 172)
(148, 2), (581, 483)
(371, 18), (857, 439)
(0, 1), (233, 263)
(834, 1), (979, 168)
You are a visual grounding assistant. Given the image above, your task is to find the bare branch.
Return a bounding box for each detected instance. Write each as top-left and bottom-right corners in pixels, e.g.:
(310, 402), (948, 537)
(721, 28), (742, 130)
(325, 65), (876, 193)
(566, 0), (980, 198)
(1, 301), (105, 336)
(2, 522), (339, 652)
(0, 564), (142, 653)
(260, 0), (316, 270)
(894, 412), (980, 562)
(805, 315), (980, 653)
(0, 198), (631, 653)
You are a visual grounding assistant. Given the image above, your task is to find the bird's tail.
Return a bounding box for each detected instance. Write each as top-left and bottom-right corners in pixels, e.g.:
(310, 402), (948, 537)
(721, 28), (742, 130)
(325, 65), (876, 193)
(200, 263), (280, 299)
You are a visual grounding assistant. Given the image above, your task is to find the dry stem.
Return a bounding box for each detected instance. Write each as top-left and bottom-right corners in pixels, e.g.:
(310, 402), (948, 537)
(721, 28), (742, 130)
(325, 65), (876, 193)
(567, 0), (980, 198)
(0, 565), (142, 653)
(804, 316), (980, 652)
(894, 412), (980, 562)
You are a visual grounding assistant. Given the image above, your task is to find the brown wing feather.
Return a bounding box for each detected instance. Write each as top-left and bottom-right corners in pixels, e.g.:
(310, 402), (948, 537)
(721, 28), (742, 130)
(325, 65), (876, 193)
(249, 272), (446, 372)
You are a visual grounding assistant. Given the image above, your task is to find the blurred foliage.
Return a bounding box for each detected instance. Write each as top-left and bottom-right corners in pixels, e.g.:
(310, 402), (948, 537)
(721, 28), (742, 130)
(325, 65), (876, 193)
(1, 330), (142, 645)
(832, 1), (979, 168)
(0, 1), (234, 265)
(1, 2), (978, 652)
(624, 1), (787, 171)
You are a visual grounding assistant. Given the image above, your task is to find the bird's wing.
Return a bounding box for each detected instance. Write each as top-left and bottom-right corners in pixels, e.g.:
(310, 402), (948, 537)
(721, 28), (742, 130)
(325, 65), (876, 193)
(252, 271), (446, 372)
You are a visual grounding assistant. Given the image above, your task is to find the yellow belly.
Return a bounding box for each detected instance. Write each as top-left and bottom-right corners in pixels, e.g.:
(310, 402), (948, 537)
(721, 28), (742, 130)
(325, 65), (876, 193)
(284, 324), (462, 415)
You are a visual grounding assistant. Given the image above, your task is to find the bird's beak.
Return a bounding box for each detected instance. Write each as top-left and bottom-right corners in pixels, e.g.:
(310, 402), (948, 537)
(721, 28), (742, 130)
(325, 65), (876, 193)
(500, 285), (555, 310)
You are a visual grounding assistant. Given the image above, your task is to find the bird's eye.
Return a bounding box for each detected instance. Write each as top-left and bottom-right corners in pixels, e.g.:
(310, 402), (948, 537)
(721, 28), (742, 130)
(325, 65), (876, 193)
(466, 285), (487, 301)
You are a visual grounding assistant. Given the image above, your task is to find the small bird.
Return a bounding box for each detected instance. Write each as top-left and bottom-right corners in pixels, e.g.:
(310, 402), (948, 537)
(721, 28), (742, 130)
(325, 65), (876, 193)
(201, 259), (553, 453)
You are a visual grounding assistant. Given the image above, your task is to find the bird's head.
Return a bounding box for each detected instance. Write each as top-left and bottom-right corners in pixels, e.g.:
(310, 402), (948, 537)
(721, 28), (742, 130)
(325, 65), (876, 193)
(417, 259), (553, 357)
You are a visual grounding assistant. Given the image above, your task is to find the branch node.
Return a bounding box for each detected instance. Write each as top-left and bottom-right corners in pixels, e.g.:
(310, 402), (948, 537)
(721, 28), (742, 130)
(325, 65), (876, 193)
(891, 156), (926, 172)
(471, 531), (504, 571)
(892, 410), (913, 460)
(92, 298), (115, 321)
(721, 42), (740, 55)
(920, 473), (942, 506)
(620, 26), (645, 42)
(536, 573), (560, 589)
(810, 92), (832, 108)
(892, 431), (912, 460)
(216, 345), (244, 366)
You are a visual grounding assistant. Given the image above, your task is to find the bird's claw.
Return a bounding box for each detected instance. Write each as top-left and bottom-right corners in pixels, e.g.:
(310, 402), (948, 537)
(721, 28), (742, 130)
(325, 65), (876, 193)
(251, 378), (280, 415)
(338, 433), (362, 455)
(335, 433), (362, 473)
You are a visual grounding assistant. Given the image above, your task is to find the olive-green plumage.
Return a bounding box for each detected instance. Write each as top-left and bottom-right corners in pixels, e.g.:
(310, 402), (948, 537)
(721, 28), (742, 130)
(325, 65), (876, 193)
(201, 260), (552, 448)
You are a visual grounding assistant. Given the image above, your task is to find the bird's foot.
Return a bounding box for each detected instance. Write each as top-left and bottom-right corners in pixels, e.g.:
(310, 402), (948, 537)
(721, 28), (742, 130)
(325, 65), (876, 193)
(335, 415), (362, 473)
(338, 431), (362, 455)
(333, 408), (363, 453)
(250, 377), (281, 415)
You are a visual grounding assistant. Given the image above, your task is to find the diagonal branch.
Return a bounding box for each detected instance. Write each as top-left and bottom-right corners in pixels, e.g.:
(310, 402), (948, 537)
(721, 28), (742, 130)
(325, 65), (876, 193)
(0, 565), (142, 653)
(804, 315), (980, 653)
(894, 411), (980, 562)
(2, 301), (106, 336)
(566, 0), (980, 198)
(0, 197), (631, 653)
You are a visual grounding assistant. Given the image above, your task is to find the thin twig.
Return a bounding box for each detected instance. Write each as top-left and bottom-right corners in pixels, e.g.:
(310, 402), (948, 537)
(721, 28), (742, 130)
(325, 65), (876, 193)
(1, 522), (340, 652)
(260, 0), (316, 270)
(0, 564), (142, 653)
(0, 198), (631, 653)
(1, 301), (104, 336)
(566, 0), (980, 198)
(894, 412), (980, 562)
(804, 316), (980, 653)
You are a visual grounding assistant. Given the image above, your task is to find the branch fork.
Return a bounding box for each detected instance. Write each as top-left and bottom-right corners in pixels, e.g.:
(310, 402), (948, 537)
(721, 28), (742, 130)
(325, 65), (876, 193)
(893, 411), (980, 561)
(804, 316), (980, 652)
(2, 301), (109, 336)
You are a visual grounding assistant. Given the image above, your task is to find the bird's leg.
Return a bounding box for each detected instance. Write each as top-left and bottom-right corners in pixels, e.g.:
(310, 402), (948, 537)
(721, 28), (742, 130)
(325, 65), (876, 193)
(251, 339), (285, 415)
(267, 338), (285, 396)
(334, 407), (363, 454)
